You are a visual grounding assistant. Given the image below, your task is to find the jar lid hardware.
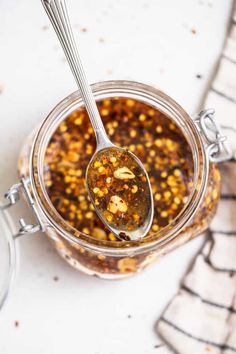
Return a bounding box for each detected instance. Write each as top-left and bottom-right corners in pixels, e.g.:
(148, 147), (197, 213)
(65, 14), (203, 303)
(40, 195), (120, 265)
(1, 178), (46, 238)
(194, 109), (232, 163)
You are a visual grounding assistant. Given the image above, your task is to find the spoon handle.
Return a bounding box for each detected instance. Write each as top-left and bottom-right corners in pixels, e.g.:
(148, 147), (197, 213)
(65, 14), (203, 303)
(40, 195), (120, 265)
(41, 0), (111, 148)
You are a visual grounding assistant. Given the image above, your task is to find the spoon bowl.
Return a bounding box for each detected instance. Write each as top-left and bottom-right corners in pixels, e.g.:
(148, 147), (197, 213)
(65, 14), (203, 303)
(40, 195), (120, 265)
(86, 146), (154, 241)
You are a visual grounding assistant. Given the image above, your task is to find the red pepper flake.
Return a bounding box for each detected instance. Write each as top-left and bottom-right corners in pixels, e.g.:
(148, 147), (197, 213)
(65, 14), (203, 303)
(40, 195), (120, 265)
(191, 27), (197, 35)
(81, 28), (88, 33)
(14, 321), (19, 328)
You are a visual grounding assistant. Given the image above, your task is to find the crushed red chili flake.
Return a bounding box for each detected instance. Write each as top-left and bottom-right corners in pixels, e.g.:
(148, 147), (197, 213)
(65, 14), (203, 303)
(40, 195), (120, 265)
(191, 27), (197, 34)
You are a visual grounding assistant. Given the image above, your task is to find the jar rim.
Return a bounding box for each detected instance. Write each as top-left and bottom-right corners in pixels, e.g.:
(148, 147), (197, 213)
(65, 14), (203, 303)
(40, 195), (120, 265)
(30, 80), (208, 255)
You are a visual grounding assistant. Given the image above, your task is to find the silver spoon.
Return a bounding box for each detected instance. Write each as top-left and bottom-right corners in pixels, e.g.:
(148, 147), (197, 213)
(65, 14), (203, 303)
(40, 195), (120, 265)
(42, 0), (154, 241)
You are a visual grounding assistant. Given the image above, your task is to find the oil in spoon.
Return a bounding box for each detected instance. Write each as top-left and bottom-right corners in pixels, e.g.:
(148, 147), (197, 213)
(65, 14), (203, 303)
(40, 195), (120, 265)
(87, 147), (153, 240)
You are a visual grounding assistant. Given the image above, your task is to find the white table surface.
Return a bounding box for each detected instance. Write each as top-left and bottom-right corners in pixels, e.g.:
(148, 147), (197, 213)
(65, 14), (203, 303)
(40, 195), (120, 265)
(0, 0), (233, 353)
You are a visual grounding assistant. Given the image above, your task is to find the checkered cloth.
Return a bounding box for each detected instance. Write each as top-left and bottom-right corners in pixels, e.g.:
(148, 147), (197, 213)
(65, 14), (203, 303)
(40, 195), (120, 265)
(157, 4), (236, 354)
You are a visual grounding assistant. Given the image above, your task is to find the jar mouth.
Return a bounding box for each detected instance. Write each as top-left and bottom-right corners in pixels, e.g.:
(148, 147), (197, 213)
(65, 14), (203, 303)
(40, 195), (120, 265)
(30, 80), (208, 255)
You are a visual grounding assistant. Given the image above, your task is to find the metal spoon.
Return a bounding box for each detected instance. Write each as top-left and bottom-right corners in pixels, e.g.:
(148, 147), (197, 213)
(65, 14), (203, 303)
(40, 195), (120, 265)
(41, 0), (154, 241)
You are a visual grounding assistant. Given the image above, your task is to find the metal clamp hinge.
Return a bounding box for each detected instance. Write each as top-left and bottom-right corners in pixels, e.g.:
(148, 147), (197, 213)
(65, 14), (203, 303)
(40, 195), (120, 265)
(194, 109), (233, 163)
(1, 177), (45, 238)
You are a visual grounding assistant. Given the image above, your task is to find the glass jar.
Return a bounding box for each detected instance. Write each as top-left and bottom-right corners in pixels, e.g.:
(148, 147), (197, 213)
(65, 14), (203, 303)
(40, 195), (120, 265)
(0, 80), (231, 306)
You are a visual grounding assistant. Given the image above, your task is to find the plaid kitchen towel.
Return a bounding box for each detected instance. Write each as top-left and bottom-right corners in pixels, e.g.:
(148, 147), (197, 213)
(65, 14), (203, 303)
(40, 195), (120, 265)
(156, 4), (236, 354)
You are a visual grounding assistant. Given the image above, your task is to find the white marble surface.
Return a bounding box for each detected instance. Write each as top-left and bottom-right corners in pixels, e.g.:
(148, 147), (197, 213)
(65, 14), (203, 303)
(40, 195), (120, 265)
(0, 0), (233, 353)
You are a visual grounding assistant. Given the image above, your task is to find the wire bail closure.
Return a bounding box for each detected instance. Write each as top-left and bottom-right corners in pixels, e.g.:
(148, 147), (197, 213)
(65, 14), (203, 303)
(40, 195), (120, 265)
(1, 178), (45, 238)
(194, 109), (232, 163)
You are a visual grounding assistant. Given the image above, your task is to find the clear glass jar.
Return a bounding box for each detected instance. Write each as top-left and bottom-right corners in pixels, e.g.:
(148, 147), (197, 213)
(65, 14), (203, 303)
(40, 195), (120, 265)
(17, 80), (228, 278)
(0, 81), (231, 300)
